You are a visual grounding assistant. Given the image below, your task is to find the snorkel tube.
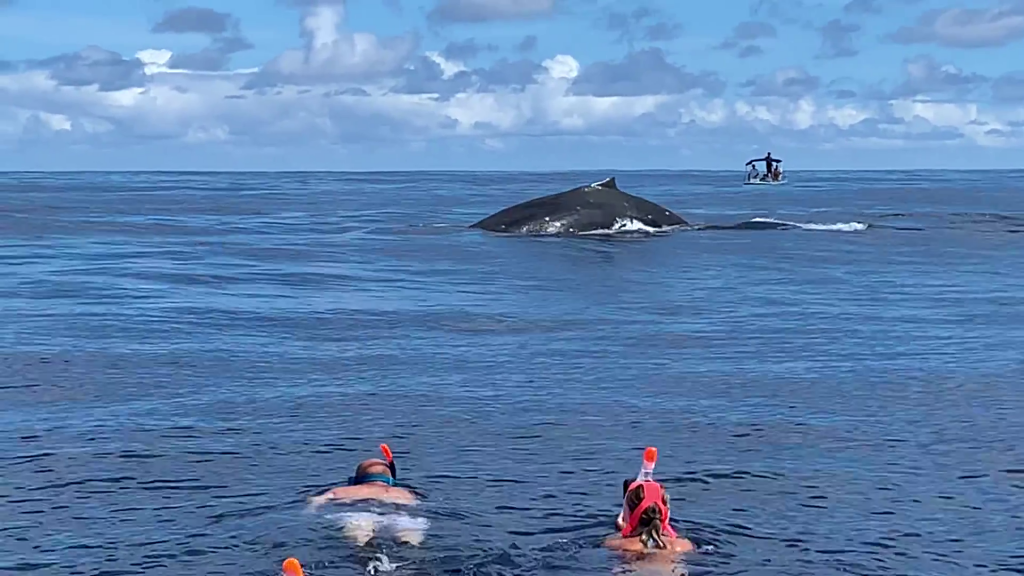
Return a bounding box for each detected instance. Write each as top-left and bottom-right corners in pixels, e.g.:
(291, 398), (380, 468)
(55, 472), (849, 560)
(380, 443), (397, 480)
(637, 447), (657, 482)
(282, 557), (304, 576)
(620, 447), (657, 522)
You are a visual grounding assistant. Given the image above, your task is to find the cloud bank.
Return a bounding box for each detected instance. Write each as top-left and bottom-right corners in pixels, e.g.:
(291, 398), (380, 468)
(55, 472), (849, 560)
(1, 0), (1023, 168)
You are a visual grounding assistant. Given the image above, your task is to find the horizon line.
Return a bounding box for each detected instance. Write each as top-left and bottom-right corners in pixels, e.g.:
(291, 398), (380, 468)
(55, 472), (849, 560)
(2, 168), (1024, 174)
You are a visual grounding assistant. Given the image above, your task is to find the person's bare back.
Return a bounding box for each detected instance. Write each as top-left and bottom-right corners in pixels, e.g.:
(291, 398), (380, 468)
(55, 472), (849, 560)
(603, 534), (694, 554)
(308, 483), (418, 508)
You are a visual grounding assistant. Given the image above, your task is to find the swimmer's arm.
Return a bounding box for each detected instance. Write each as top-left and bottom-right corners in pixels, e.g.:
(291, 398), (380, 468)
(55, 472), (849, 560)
(615, 511), (625, 531)
(307, 492), (334, 508)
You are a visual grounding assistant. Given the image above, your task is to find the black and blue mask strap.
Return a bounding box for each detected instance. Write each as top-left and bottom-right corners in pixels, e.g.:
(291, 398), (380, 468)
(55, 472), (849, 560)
(348, 473), (396, 486)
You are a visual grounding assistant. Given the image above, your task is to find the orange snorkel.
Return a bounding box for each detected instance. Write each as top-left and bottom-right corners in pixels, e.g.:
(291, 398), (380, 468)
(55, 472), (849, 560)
(282, 557), (304, 576)
(380, 443), (396, 480)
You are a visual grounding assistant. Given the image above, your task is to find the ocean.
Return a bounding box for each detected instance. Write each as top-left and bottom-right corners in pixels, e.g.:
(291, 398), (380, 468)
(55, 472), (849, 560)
(1, 170), (1022, 576)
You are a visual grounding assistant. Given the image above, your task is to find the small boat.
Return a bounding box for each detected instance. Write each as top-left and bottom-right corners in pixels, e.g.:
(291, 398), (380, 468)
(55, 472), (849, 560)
(743, 171), (786, 185)
(743, 155), (785, 185)
(743, 175), (787, 185)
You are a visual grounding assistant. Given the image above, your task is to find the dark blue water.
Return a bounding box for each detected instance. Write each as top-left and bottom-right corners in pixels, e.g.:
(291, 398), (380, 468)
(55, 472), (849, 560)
(2, 170), (1023, 576)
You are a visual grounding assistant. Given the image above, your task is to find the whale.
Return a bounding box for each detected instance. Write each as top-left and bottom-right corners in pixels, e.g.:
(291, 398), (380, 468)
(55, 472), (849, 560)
(469, 177), (688, 235)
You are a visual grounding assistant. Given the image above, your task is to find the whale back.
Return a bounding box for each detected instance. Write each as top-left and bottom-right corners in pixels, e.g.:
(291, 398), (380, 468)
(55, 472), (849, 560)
(469, 177), (687, 234)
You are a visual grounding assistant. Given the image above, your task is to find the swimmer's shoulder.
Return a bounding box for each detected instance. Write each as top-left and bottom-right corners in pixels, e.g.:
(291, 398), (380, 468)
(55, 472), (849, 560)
(346, 484), (418, 505)
(603, 535), (640, 552)
(380, 485), (418, 505)
(315, 484), (418, 505)
(669, 537), (695, 553)
(603, 535), (695, 554)
(319, 486), (360, 501)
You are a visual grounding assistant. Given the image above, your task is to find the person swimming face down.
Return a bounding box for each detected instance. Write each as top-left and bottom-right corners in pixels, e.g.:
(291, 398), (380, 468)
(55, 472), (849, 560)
(607, 477), (695, 555)
(307, 444), (425, 546)
(619, 479), (677, 548)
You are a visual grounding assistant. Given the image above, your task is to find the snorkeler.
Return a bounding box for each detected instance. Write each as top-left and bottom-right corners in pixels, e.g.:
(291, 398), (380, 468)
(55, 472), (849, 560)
(307, 443), (427, 546)
(604, 447), (695, 554)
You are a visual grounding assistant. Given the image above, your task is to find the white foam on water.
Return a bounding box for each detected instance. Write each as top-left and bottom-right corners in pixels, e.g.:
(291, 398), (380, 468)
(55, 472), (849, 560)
(749, 217), (869, 232)
(366, 553), (401, 575)
(326, 510), (430, 534)
(578, 217), (672, 235)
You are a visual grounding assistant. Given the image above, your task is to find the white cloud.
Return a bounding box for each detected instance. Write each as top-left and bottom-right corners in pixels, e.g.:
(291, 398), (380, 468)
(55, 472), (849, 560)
(826, 104), (871, 129)
(2, 53), (1021, 150)
(137, 49), (173, 73)
(136, 48), (259, 75)
(253, 2), (417, 85)
(37, 111), (72, 131)
(542, 54), (579, 81)
(1, 2), (1022, 154)
(888, 4), (1024, 49)
(424, 51), (467, 79)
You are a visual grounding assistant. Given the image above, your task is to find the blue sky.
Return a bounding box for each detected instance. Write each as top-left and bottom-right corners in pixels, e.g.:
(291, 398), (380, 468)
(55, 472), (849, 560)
(2, 0), (1024, 170)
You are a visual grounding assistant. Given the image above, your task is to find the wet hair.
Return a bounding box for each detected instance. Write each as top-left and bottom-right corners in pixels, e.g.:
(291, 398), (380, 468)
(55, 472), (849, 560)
(355, 459), (392, 478)
(621, 481), (670, 549)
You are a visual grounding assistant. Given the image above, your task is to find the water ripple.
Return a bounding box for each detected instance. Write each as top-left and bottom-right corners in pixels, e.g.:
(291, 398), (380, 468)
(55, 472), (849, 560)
(1, 170), (1022, 575)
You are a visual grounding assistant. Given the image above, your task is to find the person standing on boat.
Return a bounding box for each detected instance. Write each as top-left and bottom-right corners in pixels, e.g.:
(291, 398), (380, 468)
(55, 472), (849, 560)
(745, 152), (782, 181)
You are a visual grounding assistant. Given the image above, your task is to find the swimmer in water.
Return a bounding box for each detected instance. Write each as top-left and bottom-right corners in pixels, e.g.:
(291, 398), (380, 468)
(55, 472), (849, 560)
(307, 444), (426, 546)
(604, 449), (695, 556)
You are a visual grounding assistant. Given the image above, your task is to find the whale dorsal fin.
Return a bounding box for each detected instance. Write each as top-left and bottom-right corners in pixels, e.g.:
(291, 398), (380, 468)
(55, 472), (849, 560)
(590, 177), (618, 189)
